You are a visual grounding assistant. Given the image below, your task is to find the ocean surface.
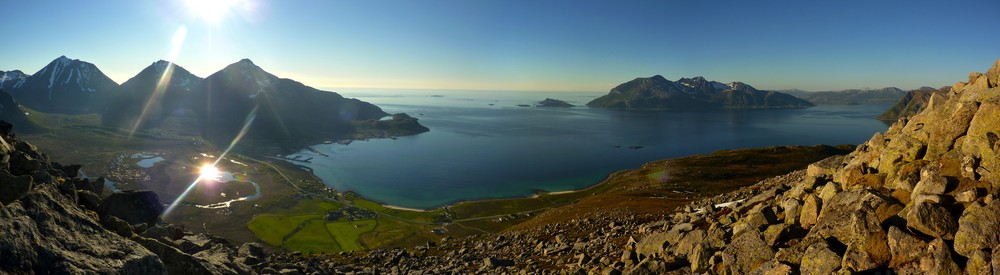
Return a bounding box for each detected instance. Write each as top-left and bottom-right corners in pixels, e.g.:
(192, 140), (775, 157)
(285, 89), (893, 209)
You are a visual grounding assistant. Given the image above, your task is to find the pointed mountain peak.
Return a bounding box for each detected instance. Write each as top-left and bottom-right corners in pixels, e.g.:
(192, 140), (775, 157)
(238, 58), (254, 64)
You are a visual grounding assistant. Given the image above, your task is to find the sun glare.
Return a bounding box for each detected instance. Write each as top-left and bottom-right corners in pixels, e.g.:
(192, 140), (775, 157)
(199, 164), (222, 181)
(185, 0), (244, 24)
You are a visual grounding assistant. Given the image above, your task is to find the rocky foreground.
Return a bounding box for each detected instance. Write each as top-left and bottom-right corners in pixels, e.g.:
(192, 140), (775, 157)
(2, 60), (1000, 274)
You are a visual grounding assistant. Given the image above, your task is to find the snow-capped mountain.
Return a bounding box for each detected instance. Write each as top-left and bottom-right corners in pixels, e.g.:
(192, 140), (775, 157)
(7, 56), (118, 114)
(0, 70), (29, 90)
(100, 60), (203, 129)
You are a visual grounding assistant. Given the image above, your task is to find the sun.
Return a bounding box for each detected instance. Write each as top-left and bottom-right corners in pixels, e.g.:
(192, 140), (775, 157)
(199, 164), (222, 181)
(185, 0), (244, 24)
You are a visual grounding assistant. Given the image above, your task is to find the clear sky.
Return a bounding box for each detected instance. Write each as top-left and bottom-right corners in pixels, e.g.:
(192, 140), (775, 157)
(1, 0), (998, 92)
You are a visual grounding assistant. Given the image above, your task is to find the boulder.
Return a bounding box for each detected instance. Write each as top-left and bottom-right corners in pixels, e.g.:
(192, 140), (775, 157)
(954, 200), (1000, 257)
(817, 182), (840, 204)
(689, 243), (712, 272)
(635, 231), (669, 258)
(904, 201), (957, 239)
(734, 208), (776, 235)
(0, 169), (32, 205)
(780, 198), (800, 225)
(911, 162), (948, 201)
(132, 235), (233, 274)
(77, 190), (101, 211)
(97, 190), (164, 226)
(961, 102), (1000, 186)
(750, 260), (793, 275)
(798, 194), (821, 230)
(799, 240), (841, 275)
(887, 226), (929, 269)
(921, 238), (961, 274)
(483, 257), (514, 267)
(806, 155), (844, 179)
(966, 249), (992, 275)
(100, 215), (134, 238)
(0, 184), (165, 274)
(763, 224), (791, 247)
(722, 230), (773, 274)
(673, 229), (706, 256)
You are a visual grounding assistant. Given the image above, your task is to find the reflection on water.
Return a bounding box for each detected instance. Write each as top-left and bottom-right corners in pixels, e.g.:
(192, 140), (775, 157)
(287, 89), (894, 209)
(193, 172), (261, 209)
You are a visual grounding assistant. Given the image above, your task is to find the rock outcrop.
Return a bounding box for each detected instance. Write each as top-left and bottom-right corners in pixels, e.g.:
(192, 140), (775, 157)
(0, 120), (262, 274)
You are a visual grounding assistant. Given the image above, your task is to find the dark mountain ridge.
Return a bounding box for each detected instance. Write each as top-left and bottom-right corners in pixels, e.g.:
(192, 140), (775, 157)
(6, 56), (119, 114)
(587, 75), (814, 110)
(101, 60), (203, 130)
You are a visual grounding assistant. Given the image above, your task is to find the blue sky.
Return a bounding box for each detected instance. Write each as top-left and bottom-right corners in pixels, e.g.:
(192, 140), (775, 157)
(1, 0), (998, 91)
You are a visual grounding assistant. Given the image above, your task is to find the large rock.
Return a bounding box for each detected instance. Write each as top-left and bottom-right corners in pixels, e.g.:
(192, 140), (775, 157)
(132, 236), (235, 274)
(954, 200), (1000, 257)
(961, 102), (1000, 186)
(966, 249), (993, 275)
(910, 162), (948, 201)
(887, 226), (929, 269)
(0, 184), (165, 274)
(921, 238), (961, 274)
(635, 231), (670, 259)
(0, 169), (32, 205)
(798, 193), (821, 230)
(799, 240), (841, 275)
(807, 191), (896, 271)
(904, 201), (957, 239)
(97, 190), (165, 226)
(721, 230), (773, 274)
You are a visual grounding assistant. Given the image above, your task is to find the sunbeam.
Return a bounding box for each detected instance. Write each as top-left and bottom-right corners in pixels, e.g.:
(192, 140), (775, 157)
(128, 26), (187, 138)
(161, 105), (258, 218)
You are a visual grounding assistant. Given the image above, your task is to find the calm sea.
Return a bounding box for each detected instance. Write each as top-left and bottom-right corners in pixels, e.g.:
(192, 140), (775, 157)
(284, 89), (892, 209)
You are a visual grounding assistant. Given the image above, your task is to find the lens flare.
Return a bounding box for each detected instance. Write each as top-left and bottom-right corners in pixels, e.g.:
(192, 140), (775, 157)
(199, 164), (221, 181)
(161, 105), (259, 218)
(128, 26), (187, 138)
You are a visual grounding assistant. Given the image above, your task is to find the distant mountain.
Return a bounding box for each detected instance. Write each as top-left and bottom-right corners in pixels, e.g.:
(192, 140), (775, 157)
(586, 75), (814, 110)
(6, 56), (118, 114)
(101, 60), (203, 129)
(0, 70), (29, 90)
(782, 87), (907, 105)
(877, 86), (947, 120)
(193, 59), (395, 145)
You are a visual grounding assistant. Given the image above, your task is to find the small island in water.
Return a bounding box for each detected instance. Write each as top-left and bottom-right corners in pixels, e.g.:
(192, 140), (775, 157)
(535, 98), (574, 107)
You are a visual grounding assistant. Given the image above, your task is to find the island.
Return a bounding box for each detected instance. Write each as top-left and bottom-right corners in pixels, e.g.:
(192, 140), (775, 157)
(586, 75), (814, 110)
(535, 98), (574, 107)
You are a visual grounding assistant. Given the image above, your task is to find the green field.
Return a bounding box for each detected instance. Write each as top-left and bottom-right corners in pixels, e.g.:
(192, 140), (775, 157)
(326, 220), (375, 251)
(284, 219), (342, 253)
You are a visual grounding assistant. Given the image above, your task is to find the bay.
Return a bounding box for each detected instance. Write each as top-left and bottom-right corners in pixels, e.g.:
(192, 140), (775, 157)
(285, 89), (892, 209)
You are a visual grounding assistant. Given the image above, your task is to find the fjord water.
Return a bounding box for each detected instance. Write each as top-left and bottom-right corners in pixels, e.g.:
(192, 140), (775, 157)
(285, 89), (892, 209)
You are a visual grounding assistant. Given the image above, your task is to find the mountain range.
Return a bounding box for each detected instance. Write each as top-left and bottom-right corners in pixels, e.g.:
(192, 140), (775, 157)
(781, 87), (908, 105)
(586, 75), (814, 110)
(3, 56), (426, 147)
